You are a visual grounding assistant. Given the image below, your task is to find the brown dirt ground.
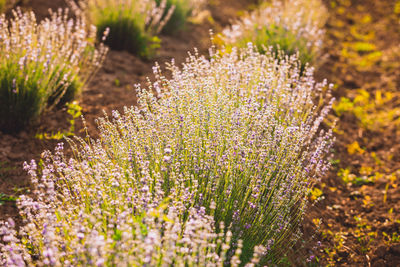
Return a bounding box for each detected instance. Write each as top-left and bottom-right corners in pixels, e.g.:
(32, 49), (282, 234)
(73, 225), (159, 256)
(1, 0), (400, 266)
(303, 0), (400, 266)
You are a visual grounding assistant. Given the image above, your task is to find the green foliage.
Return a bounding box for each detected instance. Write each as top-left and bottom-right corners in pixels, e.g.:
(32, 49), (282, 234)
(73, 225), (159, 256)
(333, 90), (400, 131)
(0, 64), (48, 132)
(46, 71), (83, 108)
(155, 0), (189, 34)
(96, 13), (152, 57)
(236, 24), (315, 71)
(157, 0), (186, 34)
(74, 0), (172, 58)
(338, 167), (377, 186)
(333, 97), (354, 116)
(221, 0), (327, 70)
(0, 193), (16, 206)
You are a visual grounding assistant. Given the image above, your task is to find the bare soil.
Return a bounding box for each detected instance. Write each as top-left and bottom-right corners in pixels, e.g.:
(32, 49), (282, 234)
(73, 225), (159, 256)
(304, 0), (400, 266)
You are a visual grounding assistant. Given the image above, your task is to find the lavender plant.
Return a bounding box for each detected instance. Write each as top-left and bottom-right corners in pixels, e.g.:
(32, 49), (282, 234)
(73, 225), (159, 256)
(1, 44), (333, 265)
(69, 0), (175, 58)
(0, 9), (107, 133)
(0, 146), (265, 266)
(221, 0), (327, 70)
(155, 0), (206, 34)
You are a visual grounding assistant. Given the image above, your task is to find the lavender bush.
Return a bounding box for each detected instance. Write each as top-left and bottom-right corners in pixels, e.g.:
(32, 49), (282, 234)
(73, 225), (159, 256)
(221, 0), (327, 69)
(1, 144), (265, 266)
(69, 0), (174, 58)
(155, 0), (206, 34)
(1, 44), (333, 265)
(0, 8), (107, 132)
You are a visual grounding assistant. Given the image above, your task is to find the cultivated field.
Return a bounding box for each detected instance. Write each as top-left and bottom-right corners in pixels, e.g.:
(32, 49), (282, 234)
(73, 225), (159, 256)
(0, 0), (399, 266)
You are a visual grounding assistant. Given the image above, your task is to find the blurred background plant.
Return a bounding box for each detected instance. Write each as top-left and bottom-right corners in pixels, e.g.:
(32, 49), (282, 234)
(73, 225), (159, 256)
(155, 0), (206, 34)
(0, 8), (107, 133)
(219, 0), (327, 70)
(69, 0), (175, 58)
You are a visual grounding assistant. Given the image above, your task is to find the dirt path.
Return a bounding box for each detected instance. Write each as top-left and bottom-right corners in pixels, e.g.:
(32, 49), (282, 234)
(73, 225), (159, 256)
(307, 0), (400, 265)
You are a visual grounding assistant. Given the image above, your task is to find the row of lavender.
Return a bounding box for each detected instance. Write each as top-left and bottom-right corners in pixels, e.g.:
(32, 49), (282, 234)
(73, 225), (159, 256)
(0, 0), (332, 265)
(0, 0), (203, 132)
